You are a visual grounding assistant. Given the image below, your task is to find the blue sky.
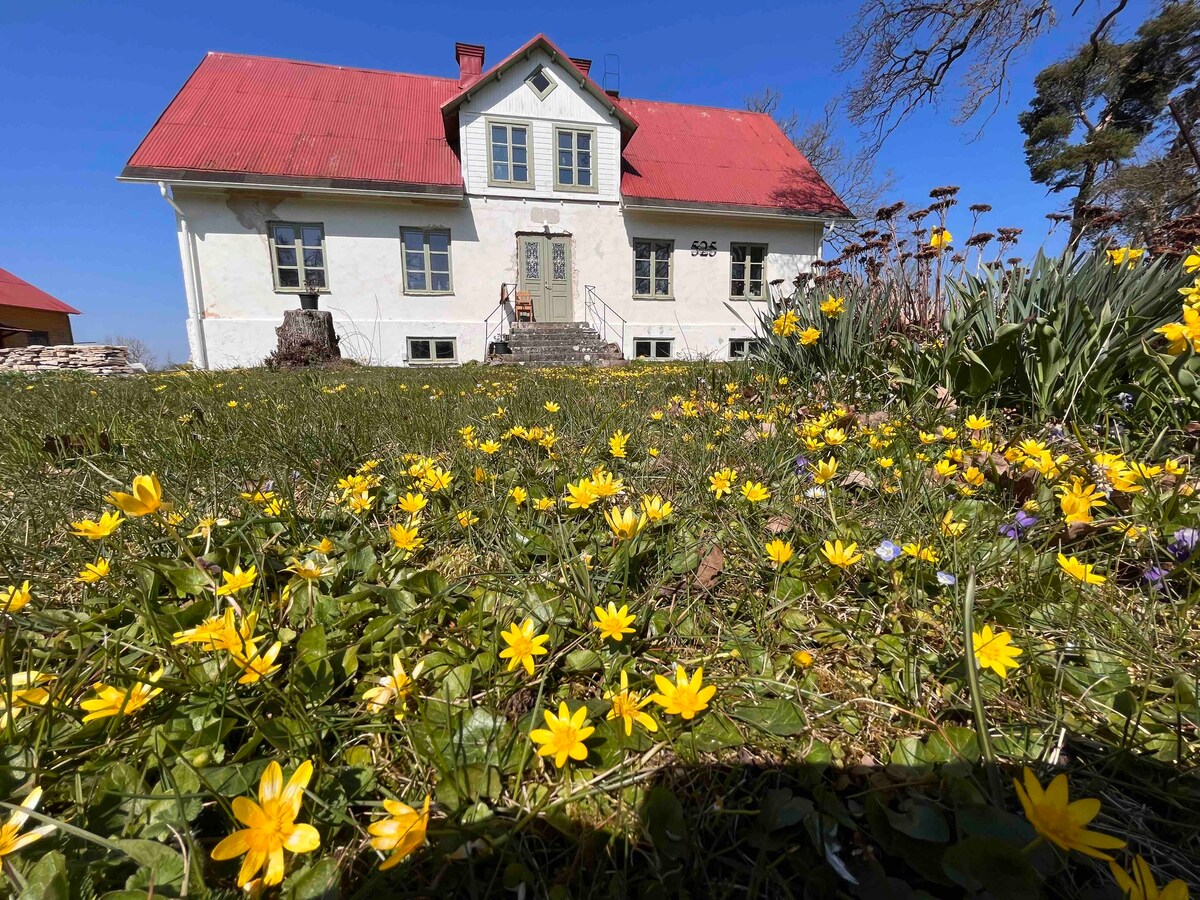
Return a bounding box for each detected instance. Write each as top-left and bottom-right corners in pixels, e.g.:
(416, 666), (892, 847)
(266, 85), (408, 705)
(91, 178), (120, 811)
(1, 0), (1151, 363)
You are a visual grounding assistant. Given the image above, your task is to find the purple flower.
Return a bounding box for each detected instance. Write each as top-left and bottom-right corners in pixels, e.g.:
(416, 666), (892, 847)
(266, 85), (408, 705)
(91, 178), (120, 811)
(999, 510), (1037, 540)
(794, 455), (810, 477)
(875, 540), (902, 561)
(936, 571), (957, 586)
(1142, 566), (1170, 591)
(1168, 528), (1200, 562)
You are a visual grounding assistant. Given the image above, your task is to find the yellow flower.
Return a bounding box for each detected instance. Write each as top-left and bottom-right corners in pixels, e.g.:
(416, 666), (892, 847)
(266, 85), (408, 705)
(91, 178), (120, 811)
(544, 401), (561, 413)
(821, 539), (862, 569)
(77, 558), (111, 584)
(741, 481), (770, 503)
(362, 654), (422, 720)
(798, 327), (821, 346)
(231, 641), (283, 685)
(69, 510), (124, 540)
(1057, 553), (1105, 584)
(211, 759), (320, 886)
(605, 670), (658, 736)
(172, 608), (249, 652)
(902, 541), (940, 563)
(1, 671), (54, 728)
(820, 294), (845, 317)
(285, 557), (329, 581)
(765, 539), (794, 568)
(0, 786), (55, 862)
(941, 509), (967, 537)
(639, 495), (673, 522)
(650, 665), (716, 720)
(421, 466), (453, 492)
(813, 456), (840, 486)
(368, 796), (430, 870)
(1058, 477), (1107, 525)
(80, 667), (164, 722)
(592, 602), (636, 641)
(609, 430), (631, 459)
(604, 505), (647, 540)
(877, 457), (894, 468)
(456, 509), (479, 528)
(972, 625), (1022, 678)
(478, 439), (501, 455)
(709, 468), (737, 499)
(508, 486), (528, 506)
(964, 413), (992, 431)
(397, 492), (427, 515)
(189, 516), (231, 539)
(1106, 246), (1145, 267)
(499, 618), (550, 676)
(1185, 246), (1200, 274)
(529, 701), (594, 768)
(772, 310), (800, 336)
(929, 227), (952, 249)
(1, 581), (32, 613)
(107, 473), (165, 517)
(388, 523), (424, 553)
(216, 565), (258, 597)
(792, 650), (814, 668)
(534, 497), (556, 511)
(1013, 767), (1125, 859)
(565, 479), (599, 509)
(933, 459), (958, 479)
(1108, 854), (1189, 900)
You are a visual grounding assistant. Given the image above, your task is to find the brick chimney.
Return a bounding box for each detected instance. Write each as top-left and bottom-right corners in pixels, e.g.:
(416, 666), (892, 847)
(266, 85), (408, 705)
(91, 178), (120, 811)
(455, 42), (485, 88)
(570, 57), (592, 78)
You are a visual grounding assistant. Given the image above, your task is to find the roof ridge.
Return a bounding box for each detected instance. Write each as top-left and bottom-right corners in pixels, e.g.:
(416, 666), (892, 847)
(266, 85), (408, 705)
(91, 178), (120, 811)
(204, 51), (459, 85)
(620, 96), (775, 117)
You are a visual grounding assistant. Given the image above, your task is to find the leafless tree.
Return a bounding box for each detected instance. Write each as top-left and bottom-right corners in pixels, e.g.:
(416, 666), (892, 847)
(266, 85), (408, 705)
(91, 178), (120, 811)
(105, 334), (158, 370)
(746, 90), (894, 224)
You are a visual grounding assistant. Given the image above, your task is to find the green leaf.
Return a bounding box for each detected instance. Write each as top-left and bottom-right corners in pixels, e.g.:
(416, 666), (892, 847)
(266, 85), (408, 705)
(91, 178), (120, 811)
(730, 698), (807, 736)
(18, 851), (68, 900)
(563, 649), (605, 673)
(113, 839), (185, 890)
(884, 801), (950, 843)
(643, 786), (689, 860)
(942, 837), (1042, 899)
(293, 625), (334, 702)
(284, 858), (342, 899)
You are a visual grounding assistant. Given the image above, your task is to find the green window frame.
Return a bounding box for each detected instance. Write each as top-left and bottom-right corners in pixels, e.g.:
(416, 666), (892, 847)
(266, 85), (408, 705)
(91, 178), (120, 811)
(633, 338), (673, 359)
(400, 228), (453, 295)
(269, 222), (329, 292)
(632, 239), (673, 299)
(487, 119), (533, 188)
(407, 337), (458, 365)
(730, 243), (768, 300)
(525, 66), (557, 100)
(554, 126), (597, 192)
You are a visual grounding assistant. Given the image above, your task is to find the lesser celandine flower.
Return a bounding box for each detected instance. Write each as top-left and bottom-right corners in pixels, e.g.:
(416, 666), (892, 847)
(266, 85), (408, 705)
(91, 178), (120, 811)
(397, 492), (427, 515)
(499, 618), (550, 676)
(69, 510), (124, 540)
(604, 505), (647, 541)
(509, 486), (528, 506)
(903, 542), (940, 564)
(216, 565), (258, 597)
(534, 497), (556, 511)
(1, 581), (32, 613)
(765, 539), (794, 568)
(529, 702), (594, 768)
(1013, 767), (1125, 859)
(972, 625), (1022, 679)
(362, 654), (422, 720)
(80, 668), (164, 722)
(232, 642), (283, 685)
(605, 670), (657, 736)
(544, 401), (560, 413)
(650, 666), (716, 720)
(640, 495), (672, 522)
(107, 473), (165, 517)
(211, 759), (320, 886)
(812, 457), (839, 485)
(1109, 854), (1189, 900)
(388, 523), (424, 554)
(709, 468), (736, 498)
(1057, 553), (1106, 584)
(822, 540), (862, 569)
(592, 602), (636, 642)
(479, 439), (501, 454)
(456, 509), (479, 528)
(1, 671), (54, 728)
(565, 479), (599, 509)
(77, 558), (110, 584)
(368, 796), (430, 870)
(421, 466), (453, 492)
(609, 430), (630, 458)
(740, 481), (770, 503)
(0, 786), (55, 862)
(285, 557), (330, 581)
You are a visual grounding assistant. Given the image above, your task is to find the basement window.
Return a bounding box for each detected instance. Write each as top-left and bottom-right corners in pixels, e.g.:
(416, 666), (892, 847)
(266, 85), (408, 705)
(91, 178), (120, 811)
(408, 337), (457, 364)
(525, 66), (556, 100)
(729, 338), (763, 359)
(634, 338), (673, 359)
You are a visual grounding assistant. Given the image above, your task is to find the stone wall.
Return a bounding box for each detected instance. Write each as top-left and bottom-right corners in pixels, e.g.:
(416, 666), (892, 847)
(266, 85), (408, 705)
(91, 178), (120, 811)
(0, 344), (138, 375)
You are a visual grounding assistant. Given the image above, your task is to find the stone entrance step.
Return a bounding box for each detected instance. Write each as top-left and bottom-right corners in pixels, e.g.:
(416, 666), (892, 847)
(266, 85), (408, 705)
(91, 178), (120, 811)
(491, 321), (623, 367)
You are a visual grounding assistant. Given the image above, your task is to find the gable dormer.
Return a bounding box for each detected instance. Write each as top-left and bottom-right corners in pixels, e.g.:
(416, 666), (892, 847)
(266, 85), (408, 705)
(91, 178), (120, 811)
(441, 35), (636, 202)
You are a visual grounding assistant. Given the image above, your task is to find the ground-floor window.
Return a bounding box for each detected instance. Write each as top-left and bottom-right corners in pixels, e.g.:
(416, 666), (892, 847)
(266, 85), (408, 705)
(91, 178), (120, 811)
(28, 331), (50, 346)
(633, 338), (673, 359)
(730, 243), (767, 299)
(408, 337), (457, 363)
(269, 222), (328, 292)
(729, 338), (763, 358)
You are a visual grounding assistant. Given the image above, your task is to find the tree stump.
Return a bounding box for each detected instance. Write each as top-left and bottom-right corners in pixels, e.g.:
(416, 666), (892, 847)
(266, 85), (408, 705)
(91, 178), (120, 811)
(267, 309), (341, 368)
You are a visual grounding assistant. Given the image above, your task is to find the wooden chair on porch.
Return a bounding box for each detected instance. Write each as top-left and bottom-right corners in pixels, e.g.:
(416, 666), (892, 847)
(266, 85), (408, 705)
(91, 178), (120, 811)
(513, 291), (535, 322)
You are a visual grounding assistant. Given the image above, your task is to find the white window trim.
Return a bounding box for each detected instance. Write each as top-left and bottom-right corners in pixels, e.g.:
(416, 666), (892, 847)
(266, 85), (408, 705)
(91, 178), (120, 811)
(400, 227), (454, 296)
(633, 337), (674, 360)
(407, 337), (458, 365)
(486, 117), (534, 189)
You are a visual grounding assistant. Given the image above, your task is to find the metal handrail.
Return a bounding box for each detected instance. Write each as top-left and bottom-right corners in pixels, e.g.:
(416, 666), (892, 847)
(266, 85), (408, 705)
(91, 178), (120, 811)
(485, 283), (518, 355)
(584, 285), (625, 351)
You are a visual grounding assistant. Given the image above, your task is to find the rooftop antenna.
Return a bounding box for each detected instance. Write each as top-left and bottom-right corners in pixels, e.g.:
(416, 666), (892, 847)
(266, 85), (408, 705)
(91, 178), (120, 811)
(602, 53), (621, 96)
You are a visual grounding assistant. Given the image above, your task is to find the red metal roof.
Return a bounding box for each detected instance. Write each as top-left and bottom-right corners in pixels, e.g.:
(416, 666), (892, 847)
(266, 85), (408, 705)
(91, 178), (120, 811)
(124, 44), (849, 217)
(0, 268), (81, 315)
(124, 53), (464, 190)
(617, 99), (849, 217)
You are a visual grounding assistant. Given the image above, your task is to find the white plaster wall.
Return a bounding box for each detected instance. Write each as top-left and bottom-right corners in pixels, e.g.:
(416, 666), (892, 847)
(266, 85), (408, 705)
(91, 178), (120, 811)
(170, 187), (820, 368)
(458, 47), (622, 202)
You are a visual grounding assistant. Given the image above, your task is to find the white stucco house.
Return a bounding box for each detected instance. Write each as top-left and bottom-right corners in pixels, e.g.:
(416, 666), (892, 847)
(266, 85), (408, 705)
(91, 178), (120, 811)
(121, 34), (851, 368)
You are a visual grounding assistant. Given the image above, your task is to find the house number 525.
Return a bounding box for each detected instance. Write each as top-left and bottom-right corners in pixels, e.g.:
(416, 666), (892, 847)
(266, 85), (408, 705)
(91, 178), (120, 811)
(691, 240), (717, 257)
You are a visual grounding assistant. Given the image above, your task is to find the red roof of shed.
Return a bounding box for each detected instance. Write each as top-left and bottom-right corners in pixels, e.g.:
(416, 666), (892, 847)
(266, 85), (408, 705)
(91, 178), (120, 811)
(0, 268), (81, 315)
(123, 45), (849, 217)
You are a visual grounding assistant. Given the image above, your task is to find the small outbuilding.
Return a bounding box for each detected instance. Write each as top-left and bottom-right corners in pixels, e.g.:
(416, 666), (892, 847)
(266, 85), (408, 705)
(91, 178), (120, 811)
(0, 267), (80, 348)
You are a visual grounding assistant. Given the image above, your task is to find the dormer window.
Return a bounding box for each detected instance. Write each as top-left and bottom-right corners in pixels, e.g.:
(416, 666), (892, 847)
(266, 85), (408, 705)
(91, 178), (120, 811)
(525, 65), (556, 100)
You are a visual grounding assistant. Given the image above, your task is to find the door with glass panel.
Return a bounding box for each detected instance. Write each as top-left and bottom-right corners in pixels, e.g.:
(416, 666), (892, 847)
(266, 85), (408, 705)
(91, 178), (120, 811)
(518, 235), (572, 322)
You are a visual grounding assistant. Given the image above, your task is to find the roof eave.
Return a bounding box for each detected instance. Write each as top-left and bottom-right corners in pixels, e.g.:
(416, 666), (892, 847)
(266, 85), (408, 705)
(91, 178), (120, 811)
(621, 196), (856, 223)
(119, 167), (465, 201)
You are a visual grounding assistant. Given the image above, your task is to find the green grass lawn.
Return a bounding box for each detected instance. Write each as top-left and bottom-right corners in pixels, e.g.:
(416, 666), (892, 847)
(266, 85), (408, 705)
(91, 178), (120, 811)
(0, 362), (1196, 898)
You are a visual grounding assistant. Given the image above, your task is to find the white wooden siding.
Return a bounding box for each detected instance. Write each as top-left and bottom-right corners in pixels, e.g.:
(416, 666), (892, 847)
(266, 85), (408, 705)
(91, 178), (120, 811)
(458, 48), (622, 202)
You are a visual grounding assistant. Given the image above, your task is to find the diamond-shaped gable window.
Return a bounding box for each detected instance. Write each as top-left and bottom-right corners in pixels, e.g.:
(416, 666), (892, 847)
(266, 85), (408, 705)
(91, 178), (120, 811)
(526, 66), (556, 100)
